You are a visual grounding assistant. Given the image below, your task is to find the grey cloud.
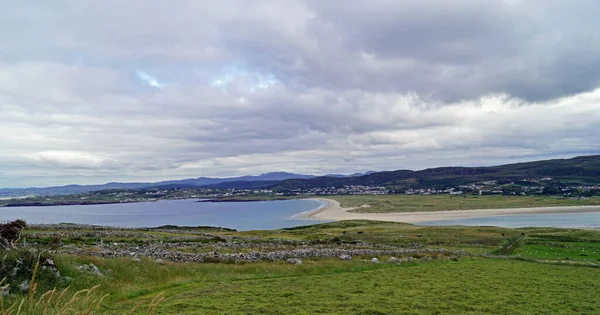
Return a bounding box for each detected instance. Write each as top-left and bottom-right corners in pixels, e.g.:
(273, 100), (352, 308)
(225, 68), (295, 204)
(210, 0), (600, 102)
(2, 1), (600, 187)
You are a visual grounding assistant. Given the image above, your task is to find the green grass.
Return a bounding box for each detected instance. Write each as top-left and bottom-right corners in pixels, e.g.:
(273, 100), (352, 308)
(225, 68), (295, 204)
(105, 258), (600, 314)
(512, 241), (600, 261)
(8, 220), (600, 314)
(327, 195), (600, 213)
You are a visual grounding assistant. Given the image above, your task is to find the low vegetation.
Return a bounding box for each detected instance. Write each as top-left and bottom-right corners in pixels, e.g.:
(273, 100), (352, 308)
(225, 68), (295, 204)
(1, 219), (599, 314)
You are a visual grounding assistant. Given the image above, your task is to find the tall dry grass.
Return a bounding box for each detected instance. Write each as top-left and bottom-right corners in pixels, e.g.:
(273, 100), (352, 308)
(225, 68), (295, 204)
(0, 262), (163, 315)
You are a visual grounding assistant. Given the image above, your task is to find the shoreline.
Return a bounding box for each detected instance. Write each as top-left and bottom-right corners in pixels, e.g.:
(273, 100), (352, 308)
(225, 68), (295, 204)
(303, 198), (600, 224)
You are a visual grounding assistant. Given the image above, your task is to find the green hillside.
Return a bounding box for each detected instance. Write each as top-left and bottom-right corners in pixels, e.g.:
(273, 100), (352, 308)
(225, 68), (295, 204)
(272, 155), (600, 191)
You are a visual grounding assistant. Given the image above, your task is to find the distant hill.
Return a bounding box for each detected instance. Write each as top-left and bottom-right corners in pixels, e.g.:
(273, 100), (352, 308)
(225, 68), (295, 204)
(270, 155), (600, 191)
(3, 155), (599, 196)
(0, 171), (366, 196)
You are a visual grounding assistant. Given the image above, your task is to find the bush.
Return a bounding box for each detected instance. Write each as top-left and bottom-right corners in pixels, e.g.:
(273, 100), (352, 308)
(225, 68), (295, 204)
(1, 249), (59, 293)
(0, 220), (27, 250)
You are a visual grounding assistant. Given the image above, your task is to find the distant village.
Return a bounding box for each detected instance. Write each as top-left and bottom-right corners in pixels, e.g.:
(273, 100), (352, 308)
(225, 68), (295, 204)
(2, 176), (600, 207)
(109, 177), (600, 202)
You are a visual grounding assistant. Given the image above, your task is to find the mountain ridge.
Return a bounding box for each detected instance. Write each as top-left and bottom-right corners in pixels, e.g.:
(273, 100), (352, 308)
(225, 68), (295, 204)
(0, 171), (375, 196)
(2, 154), (600, 196)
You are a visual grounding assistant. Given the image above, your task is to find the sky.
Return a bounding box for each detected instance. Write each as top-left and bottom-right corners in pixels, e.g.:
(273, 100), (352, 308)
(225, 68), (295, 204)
(2, 0), (600, 188)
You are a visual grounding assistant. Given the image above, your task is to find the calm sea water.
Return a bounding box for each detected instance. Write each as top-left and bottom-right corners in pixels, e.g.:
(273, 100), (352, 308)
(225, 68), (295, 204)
(0, 199), (330, 231)
(421, 212), (600, 229)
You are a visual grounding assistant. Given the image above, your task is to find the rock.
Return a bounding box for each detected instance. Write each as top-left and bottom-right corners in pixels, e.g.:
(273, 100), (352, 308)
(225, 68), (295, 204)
(44, 258), (56, 267)
(371, 257), (379, 263)
(89, 263), (101, 274)
(286, 258), (303, 265)
(60, 276), (73, 285)
(77, 263), (103, 276)
(155, 258), (164, 264)
(1, 287), (9, 297)
(387, 257), (401, 263)
(18, 281), (30, 293)
(132, 257), (141, 262)
(339, 254), (352, 261)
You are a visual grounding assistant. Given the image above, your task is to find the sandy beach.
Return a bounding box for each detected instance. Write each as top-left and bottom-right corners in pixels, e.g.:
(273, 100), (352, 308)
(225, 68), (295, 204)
(306, 198), (600, 223)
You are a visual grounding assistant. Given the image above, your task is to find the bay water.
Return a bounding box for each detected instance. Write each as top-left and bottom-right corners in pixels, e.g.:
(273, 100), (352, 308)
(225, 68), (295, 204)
(0, 199), (330, 231)
(421, 212), (600, 229)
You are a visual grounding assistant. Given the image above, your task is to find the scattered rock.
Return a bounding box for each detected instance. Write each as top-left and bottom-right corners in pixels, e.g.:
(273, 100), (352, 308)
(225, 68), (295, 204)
(132, 257), (141, 262)
(155, 258), (164, 264)
(450, 256), (459, 262)
(387, 257), (401, 263)
(371, 257), (379, 263)
(59, 276), (73, 285)
(339, 254), (352, 261)
(77, 263), (104, 276)
(44, 258), (56, 267)
(18, 281), (29, 293)
(90, 263), (101, 274)
(286, 258), (303, 265)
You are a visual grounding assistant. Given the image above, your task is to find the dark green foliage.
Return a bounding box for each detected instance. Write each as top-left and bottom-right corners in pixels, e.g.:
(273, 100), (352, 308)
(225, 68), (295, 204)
(272, 155), (600, 190)
(0, 219), (27, 250)
(0, 249), (58, 292)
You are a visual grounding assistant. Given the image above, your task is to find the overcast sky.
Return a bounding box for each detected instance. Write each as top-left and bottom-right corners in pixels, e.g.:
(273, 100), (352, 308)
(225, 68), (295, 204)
(2, 0), (600, 188)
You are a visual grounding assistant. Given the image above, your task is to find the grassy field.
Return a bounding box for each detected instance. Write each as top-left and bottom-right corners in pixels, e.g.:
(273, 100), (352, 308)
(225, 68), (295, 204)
(4, 220), (600, 314)
(109, 258), (599, 314)
(326, 195), (600, 213)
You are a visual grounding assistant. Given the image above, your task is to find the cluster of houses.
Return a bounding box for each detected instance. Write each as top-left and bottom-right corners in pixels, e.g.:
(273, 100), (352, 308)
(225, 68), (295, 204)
(281, 185), (389, 196)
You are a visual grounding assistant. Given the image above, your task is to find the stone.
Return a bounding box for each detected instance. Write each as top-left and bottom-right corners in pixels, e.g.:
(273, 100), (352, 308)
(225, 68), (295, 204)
(339, 254), (352, 260)
(77, 263), (103, 276)
(89, 263), (101, 274)
(155, 258), (164, 264)
(1, 287), (9, 297)
(286, 258), (303, 265)
(371, 257), (379, 263)
(18, 281), (29, 293)
(60, 276), (73, 285)
(387, 257), (401, 263)
(132, 257), (141, 262)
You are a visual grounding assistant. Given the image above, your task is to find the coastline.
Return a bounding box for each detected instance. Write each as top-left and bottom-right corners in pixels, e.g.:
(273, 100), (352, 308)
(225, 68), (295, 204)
(304, 198), (600, 223)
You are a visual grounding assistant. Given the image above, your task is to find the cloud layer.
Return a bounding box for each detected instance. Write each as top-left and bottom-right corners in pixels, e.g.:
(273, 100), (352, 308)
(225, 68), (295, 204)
(1, 1), (600, 187)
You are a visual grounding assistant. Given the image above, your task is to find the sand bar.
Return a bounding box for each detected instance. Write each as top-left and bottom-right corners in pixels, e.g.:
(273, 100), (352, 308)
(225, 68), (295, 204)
(305, 198), (600, 223)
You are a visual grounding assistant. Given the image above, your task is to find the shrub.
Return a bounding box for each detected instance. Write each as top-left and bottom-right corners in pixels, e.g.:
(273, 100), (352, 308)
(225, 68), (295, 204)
(0, 220), (27, 250)
(1, 249), (58, 293)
